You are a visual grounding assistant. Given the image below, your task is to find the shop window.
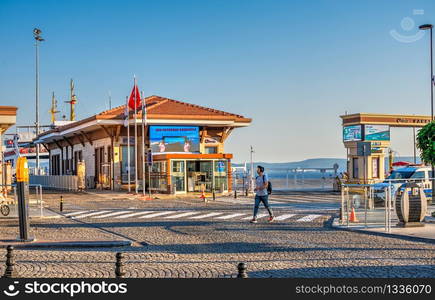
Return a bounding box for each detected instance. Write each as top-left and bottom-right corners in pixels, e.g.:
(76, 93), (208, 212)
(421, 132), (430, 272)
(205, 146), (218, 154)
(121, 145), (135, 183)
(214, 160), (228, 191)
(171, 161), (185, 192)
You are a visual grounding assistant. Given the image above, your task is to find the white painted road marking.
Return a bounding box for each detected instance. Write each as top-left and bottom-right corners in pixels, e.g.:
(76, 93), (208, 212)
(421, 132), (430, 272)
(242, 213), (268, 220)
(72, 211), (111, 219)
(215, 213), (246, 219)
(114, 211), (155, 219)
(273, 214), (296, 221)
(296, 214), (322, 222)
(165, 212), (200, 219)
(189, 212), (224, 219)
(139, 211), (177, 218)
(64, 210), (90, 216)
(92, 211), (130, 219)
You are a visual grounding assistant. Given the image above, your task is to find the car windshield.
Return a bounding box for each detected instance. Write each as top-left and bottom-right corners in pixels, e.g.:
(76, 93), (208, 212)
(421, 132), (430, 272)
(386, 170), (415, 180)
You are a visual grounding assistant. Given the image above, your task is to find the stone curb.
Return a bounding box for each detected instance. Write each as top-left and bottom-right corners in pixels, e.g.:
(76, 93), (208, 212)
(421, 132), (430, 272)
(331, 218), (435, 244)
(0, 240), (132, 249)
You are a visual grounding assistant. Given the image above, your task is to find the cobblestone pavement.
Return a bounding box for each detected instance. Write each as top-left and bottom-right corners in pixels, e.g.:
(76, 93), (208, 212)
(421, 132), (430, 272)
(0, 191), (434, 278)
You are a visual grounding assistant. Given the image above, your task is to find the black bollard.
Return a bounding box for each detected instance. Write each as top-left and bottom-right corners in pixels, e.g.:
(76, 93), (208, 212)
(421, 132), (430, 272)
(234, 190), (237, 199)
(2, 246), (18, 278)
(339, 207), (342, 222)
(212, 189), (216, 201)
(115, 252), (125, 278)
(237, 262), (248, 278)
(60, 196), (63, 212)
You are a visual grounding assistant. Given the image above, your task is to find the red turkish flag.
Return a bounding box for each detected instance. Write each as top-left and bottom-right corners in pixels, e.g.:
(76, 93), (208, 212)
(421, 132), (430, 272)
(128, 84), (141, 110)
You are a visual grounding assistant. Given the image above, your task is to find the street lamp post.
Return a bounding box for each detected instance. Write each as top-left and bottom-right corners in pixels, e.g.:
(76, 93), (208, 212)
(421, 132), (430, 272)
(33, 28), (44, 175)
(419, 24), (434, 203)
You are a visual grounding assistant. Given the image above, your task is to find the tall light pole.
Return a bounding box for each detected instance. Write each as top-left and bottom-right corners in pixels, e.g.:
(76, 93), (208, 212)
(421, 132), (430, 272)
(250, 145), (254, 193)
(419, 24), (434, 203)
(33, 28), (44, 174)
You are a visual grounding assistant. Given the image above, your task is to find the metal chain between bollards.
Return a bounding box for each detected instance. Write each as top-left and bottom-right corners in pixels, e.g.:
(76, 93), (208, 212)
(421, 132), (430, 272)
(115, 252), (125, 278)
(2, 245), (18, 278)
(237, 262), (248, 278)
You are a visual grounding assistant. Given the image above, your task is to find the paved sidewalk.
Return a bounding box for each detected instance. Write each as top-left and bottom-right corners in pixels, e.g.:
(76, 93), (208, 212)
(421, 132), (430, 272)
(332, 218), (435, 243)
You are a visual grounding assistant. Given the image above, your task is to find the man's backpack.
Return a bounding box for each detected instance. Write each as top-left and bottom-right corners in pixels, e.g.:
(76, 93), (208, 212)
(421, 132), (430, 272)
(263, 175), (272, 195)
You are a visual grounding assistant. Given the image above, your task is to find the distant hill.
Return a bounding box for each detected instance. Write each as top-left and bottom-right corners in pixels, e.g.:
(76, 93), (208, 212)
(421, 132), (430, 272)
(232, 158), (347, 171)
(232, 156), (422, 176)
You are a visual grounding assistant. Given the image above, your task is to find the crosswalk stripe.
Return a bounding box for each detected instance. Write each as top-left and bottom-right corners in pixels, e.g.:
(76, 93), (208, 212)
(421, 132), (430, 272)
(164, 212), (200, 219)
(139, 211), (177, 219)
(72, 210), (111, 219)
(114, 211), (155, 219)
(189, 212), (224, 219)
(242, 213), (268, 220)
(273, 214), (296, 221)
(296, 214), (322, 222)
(92, 211), (130, 219)
(64, 210), (90, 216)
(215, 213), (246, 219)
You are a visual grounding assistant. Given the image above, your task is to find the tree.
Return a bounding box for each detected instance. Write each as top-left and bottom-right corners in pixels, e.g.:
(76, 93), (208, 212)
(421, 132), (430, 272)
(416, 121), (435, 165)
(416, 121), (435, 202)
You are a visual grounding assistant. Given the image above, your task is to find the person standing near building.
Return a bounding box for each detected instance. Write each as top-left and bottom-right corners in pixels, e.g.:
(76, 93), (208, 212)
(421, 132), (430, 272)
(250, 165), (274, 223)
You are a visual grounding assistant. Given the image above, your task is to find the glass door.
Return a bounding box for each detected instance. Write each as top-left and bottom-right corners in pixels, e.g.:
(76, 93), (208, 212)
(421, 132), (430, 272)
(171, 160), (185, 193)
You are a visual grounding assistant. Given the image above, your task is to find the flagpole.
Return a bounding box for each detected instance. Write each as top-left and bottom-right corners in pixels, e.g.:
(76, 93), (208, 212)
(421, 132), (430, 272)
(126, 96), (131, 193)
(141, 91), (145, 196)
(134, 76), (138, 194)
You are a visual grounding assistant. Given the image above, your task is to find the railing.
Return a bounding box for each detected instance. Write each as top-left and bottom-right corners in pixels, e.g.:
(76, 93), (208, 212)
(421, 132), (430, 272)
(30, 175), (78, 191)
(341, 178), (433, 232)
(0, 184), (44, 218)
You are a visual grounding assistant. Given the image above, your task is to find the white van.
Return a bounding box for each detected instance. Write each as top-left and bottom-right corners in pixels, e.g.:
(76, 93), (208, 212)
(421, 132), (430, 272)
(373, 166), (433, 206)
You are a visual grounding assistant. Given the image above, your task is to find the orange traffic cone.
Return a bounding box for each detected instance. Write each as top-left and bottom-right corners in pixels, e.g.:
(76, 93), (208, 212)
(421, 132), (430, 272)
(349, 207), (358, 222)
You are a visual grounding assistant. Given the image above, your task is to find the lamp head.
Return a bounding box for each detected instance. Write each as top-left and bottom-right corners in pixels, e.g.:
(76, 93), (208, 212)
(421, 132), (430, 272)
(419, 24), (433, 30)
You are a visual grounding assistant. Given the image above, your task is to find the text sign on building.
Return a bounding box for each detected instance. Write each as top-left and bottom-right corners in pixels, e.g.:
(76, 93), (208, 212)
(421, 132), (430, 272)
(357, 142), (371, 157)
(149, 126), (200, 153)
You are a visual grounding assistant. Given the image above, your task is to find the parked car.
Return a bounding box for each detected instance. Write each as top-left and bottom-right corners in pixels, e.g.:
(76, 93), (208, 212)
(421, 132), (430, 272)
(373, 166), (433, 207)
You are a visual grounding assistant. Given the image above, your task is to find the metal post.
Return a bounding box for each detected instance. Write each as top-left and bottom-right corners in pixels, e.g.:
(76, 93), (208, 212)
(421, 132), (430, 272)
(250, 146), (254, 193)
(364, 186), (367, 228)
(346, 186), (349, 227)
(431, 27), (435, 205)
(115, 252), (125, 278)
(126, 96), (131, 193)
(17, 181), (30, 241)
(141, 91), (145, 197)
(237, 262), (248, 278)
(286, 169), (289, 189)
(60, 195), (63, 212)
(340, 184), (345, 223)
(2, 246), (17, 278)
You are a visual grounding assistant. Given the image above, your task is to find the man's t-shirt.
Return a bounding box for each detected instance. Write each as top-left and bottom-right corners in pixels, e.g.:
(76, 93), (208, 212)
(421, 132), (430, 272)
(255, 173), (269, 196)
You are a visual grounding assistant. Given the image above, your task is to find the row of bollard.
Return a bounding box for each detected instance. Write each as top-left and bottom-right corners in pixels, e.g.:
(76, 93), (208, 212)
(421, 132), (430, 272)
(2, 247), (248, 278)
(114, 251), (248, 278)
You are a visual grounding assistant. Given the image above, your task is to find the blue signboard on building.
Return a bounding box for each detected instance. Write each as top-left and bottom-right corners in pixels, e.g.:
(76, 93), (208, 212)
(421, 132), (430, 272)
(149, 126), (200, 153)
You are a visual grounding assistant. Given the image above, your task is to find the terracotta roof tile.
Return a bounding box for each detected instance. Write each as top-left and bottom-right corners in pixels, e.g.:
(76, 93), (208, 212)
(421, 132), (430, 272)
(37, 95), (251, 138)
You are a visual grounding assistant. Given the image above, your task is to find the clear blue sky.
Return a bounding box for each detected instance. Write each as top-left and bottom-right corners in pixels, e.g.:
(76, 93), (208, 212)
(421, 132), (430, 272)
(1, 0), (434, 163)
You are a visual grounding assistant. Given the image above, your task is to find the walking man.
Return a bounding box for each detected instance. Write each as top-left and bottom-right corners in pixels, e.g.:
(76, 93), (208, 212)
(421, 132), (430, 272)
(250, 165), (274, 223)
